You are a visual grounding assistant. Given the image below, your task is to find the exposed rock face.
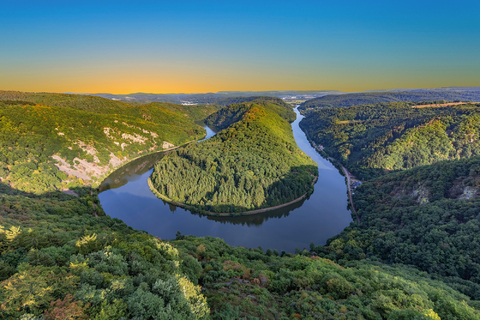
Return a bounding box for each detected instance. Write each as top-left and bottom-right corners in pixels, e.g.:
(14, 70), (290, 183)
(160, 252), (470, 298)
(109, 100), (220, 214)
(162, 141), (175, 149)
(52, 152), (127, 181)
(458, 186), (478, 199)
(448, 179), (480, 200)
(121, 133), (147, 144)
(76, 140), (100, 163)
(104, 124), (160, 151)
(51, 120), (181, 183)
(259, 274), (268, 286)
(393, 183), (430, 205)
(410, 185), (429, 205)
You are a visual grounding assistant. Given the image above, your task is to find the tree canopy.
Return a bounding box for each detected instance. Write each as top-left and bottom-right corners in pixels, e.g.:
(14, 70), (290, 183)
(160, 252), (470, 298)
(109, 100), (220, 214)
(151, 100), (317, 214)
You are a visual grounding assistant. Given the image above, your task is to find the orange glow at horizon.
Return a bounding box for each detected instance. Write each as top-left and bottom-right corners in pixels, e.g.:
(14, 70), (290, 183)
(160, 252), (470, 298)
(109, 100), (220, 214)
(2, 65), (479, 94)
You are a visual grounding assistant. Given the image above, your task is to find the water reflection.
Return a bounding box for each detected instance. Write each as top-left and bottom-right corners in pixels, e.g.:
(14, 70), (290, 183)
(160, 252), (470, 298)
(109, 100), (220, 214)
(99, 126), (216, 192)
(99, 152), (166, 192)
(99, 115), (353, 252)
(164, 196), (308, 226)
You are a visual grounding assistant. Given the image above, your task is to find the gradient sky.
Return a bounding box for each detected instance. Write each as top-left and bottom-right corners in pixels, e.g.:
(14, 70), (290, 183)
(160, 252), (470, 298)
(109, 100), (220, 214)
(1, 0), (479, 93)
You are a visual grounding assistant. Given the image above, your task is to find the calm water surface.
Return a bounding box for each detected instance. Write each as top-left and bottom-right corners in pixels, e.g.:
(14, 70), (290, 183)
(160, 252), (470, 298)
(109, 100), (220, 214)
(99, 109), (353, 252)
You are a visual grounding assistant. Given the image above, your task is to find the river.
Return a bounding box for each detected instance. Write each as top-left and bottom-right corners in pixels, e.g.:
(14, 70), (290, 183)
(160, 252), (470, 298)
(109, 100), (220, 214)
(98, 108), (353, 252)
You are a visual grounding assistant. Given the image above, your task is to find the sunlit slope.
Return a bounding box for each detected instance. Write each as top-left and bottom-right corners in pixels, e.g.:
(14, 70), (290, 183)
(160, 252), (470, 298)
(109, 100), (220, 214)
(204, 97), (295, 132)
(0, 92), (217, 193)
(151, 101), (317, 213)
(300, 101), (480, 180)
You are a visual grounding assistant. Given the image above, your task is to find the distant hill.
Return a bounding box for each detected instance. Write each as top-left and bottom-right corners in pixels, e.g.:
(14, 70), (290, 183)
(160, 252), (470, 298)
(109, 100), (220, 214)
(299, 89), (480, 112)
(214, 96), (289, 107)
(92, 90), (342, 104)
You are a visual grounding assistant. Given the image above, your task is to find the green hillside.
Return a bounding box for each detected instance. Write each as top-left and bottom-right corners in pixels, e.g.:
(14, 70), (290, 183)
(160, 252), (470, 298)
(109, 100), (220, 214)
(204, 97), (295, 132)
(299, 91), (480, 112)
(300, 101), (480, 180)
(1, 92), (480, 318)
(2, 180), (479, 319)
(150, 100), (317, 214)
(0, 92), (218, 194)
(300, 100), (480, 300)
(313, 155), (480, 300)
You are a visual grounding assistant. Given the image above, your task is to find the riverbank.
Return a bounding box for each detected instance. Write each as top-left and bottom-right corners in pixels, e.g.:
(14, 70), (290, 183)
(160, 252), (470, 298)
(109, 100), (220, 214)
(99, 107), (353, 252)
(147, 176), (318, 216)
(93, 138), (202, 189)
(340, 165), (360, 224)
(302, 127), (361, 224)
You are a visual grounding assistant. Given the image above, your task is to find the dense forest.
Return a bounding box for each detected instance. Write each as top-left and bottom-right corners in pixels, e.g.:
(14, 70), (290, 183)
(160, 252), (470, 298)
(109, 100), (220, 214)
(300, 101), (480, 180)
(172, 235), (480, 319)
(2, 179), (479, 319)
(0, 183), (209, 319)
(2, 91), (480, 318)
(299, 90), (480, 112)
(204, 97), (295, 132)
(312, 155), (480, 301)
(0, 92), (218, 193)
(150, 99), (317, 214)
(299, 99), (480, 303)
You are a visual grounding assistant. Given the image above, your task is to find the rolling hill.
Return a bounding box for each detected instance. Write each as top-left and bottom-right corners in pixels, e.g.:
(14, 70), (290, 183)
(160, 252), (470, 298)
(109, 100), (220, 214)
(150, 98), (317, 214)
(299, 90), (480, 112)
(0, 91), (219, 193)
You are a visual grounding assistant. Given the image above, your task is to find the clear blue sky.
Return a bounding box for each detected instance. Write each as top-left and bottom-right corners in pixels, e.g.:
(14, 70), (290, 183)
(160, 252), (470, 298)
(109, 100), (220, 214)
(1, 0), (479, 93)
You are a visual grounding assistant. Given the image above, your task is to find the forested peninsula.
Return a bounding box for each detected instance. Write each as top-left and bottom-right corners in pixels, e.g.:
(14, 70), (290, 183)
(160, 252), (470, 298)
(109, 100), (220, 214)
(150, 99), (318, 214)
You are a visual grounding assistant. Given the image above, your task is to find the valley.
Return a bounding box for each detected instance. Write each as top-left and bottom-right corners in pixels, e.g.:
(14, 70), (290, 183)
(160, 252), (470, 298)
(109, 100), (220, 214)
(98, 106), (352, 253)
(1, 91), (480, 319)
(3, 2), (480, 318)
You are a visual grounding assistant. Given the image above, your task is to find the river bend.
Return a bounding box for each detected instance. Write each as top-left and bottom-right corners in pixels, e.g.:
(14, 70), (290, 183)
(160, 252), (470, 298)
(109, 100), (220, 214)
(98, 108), (352, 252)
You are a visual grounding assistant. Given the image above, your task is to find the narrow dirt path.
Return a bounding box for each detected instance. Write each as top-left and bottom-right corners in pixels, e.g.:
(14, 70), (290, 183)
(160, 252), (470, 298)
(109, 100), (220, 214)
(341, 165), (360, 224)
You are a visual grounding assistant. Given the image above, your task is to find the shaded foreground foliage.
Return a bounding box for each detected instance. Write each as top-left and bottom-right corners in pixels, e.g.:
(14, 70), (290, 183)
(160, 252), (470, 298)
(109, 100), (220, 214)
(312, 156), (480, 300)
(151, 99), (317, 214)
(0, 184), (209, 319)
(1, 180), (479, 319)
(171, 235), (480, 319)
